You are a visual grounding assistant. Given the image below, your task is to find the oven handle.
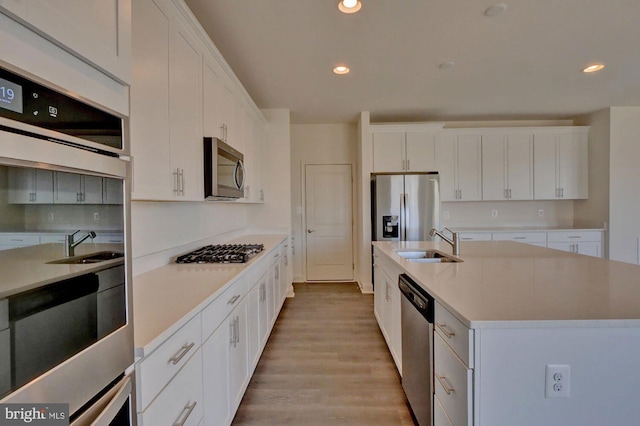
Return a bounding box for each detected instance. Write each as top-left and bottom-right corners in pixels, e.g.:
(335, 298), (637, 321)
(90, 375), (131, 426)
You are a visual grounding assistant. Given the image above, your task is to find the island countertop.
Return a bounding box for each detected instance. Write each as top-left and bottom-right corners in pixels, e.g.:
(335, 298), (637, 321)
(373, 240), (640, 329)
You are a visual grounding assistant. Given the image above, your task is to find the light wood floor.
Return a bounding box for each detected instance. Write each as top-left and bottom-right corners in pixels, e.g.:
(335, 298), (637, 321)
(232, 282), (415, 425)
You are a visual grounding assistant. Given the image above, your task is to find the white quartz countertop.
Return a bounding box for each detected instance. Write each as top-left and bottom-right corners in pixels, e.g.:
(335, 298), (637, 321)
(132, 234), (287, 357)
(373, 240), (640, 329)
(0, 243), (125, 299)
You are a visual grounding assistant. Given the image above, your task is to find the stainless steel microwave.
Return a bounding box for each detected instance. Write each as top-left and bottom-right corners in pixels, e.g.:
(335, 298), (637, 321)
(204, 137), (245, 200)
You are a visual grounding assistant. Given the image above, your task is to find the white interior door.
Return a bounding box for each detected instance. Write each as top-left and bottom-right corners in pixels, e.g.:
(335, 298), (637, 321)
(305, 164), (354, 281)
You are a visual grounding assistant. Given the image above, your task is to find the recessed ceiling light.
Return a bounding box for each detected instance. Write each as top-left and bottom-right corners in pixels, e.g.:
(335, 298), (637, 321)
(582, 63), (605, 73)
(439, 61), (456, 70)
(338, 0), (362, 14)
(333, 65), (350, 75)
(484, 3), (507, 17)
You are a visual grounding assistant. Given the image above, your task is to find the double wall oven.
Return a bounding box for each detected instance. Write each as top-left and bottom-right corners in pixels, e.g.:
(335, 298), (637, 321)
(0, 64), (134, 424)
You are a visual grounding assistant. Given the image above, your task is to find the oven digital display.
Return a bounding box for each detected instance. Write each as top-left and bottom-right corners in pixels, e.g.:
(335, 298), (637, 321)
(0, 76), (23, 114)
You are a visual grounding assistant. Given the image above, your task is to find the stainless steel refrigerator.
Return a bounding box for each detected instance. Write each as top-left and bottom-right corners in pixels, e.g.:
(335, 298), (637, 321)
(371, 172), (440, 242)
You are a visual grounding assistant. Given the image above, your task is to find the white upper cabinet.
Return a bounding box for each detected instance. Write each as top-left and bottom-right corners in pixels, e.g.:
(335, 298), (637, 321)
(0, 0), (132, 83)
(436, 133), (482, 202)
(534, 128), (588, 200)
(130, 0), (172, 200)
(202, 58), (228, 141)
(167, 16), (203, 201)
(54, 172), (103, 204)
(7, 168), (53, 204)
(482, 133), (533, 200)
(131, 0), (203, 201)
(372, 130), (437, 173)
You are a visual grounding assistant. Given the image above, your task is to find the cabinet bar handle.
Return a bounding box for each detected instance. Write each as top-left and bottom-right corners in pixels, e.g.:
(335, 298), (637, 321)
(229, 319), (235, 345)
(235, 316), (240, 345)
(168, 342), (195, 365)
(435, 373), (455, 395)
(513, 237), (526, 240)
(407, 159), (410, 170)
(172, 401), (197, 426)
(568, 236), (581, 239)
(227, 294), (241, 305)
(436, 322), (455, 338)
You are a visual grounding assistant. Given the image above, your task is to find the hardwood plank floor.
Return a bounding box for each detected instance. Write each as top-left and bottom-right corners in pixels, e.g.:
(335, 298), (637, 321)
(232, 282), (415, 425)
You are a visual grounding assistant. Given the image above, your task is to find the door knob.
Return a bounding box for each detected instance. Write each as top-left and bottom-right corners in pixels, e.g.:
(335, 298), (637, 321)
(307, 229), (316, 233)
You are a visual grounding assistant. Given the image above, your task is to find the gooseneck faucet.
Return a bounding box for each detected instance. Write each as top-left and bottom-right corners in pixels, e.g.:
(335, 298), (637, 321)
(65, 230), (97, 257)
(429, 227), (460, 256)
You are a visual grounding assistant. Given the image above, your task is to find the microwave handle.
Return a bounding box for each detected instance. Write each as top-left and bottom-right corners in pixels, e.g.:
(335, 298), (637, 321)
(234, 160), (245, 190)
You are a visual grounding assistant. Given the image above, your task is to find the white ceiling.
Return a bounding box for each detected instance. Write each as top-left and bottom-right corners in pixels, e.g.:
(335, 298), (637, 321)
(183, 0), (640, 124)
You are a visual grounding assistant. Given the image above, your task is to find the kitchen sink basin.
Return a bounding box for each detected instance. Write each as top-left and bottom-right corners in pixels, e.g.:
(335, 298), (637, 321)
(47, 251), (124, 264)
(396, 250), (462, 263)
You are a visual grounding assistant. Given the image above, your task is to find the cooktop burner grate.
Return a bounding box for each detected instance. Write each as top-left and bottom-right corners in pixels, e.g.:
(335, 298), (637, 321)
(175, 243), (264, 264)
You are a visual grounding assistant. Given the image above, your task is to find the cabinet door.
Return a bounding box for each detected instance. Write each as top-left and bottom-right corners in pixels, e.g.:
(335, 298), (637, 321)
(558, 132), (588, 199)
(229, 300), (249, 414)
(202, 324), (231, 426)
(103, 178), (123, 205)
(83, 175), (104, 204)
(258, 276), (270, 346)
(435, 135), (457, 201)
(405, 132), (436, 172)
(388, 277), (402, 374)
(506, 134), (534, 200)
(533, 134), (559, 200)
(168, 18), (203, 201)
(202, 58), (227, 140)
(2, 0), (132, 83)
(373, 261), (386, 334)
(130, 0), (172, 200)
(456, 135), (482, 201)
(577, 242), (601, 258)
(247, 283), (261, 371)
(481, 134), (507, 201)
(373, 132), (404, 172)
(8, 168), (54, 204)
(54, 172), (82, 204)
(547, 242), (574, 253)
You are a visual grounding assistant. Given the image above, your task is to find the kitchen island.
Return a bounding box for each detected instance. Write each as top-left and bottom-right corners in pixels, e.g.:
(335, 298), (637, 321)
(373, 240), (640, 426)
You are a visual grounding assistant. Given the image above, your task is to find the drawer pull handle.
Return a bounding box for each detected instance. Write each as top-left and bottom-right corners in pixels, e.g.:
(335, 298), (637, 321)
(435, 373), (455, 395)
(568, 236), (582, 239)
(227, 294), (241, 305)
(169, 342), (195, 365)
(172, 401), (197, 426)
(513, 237), (526, 240)
(436, 322), (455, 338)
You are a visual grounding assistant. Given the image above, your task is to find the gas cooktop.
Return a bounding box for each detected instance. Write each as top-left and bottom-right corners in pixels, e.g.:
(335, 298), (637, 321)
(175, 243), (264, 264)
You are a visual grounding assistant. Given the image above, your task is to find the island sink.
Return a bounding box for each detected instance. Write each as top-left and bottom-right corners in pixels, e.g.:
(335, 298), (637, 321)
(396, 250), (462, 263)
(47, 251), (124, 265)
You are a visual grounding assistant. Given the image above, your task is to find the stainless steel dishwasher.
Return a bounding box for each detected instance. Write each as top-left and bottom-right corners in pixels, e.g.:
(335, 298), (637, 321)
(399, 273), (434, 426)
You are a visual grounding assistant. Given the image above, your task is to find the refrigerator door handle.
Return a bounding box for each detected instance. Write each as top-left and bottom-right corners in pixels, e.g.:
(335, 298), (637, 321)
(400, 193), (408, 241)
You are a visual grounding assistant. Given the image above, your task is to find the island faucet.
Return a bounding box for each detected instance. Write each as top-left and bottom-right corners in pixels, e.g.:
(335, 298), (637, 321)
(65, 230), (97, 257)
(429, 227), (460, 256)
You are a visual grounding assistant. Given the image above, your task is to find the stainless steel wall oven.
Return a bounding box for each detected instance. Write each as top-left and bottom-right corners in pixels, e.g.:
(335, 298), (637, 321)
(0, 64), (133, 425)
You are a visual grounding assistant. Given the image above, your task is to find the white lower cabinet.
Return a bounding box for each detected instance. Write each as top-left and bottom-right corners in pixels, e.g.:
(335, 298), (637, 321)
(202, 322), (231, 426)
(434, 332), (473, 426)
(373, 249), (402, 373)
(434, 394), (454, 426)
(228, 300), (249, 414)
(139, 349), (203, 426)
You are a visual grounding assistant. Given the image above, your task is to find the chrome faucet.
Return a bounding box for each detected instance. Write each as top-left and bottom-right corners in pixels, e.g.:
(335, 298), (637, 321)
(429, 227), (460, 256)
(65, 230), (97, 257)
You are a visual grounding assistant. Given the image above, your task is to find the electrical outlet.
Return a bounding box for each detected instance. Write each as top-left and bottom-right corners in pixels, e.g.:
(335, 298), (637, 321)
(538, 209), (545, 217)
(491, 209), (498, 218)
(443, 211), (450, 219)
(93, 212), (99, 221)
(545, 364), (570, 398)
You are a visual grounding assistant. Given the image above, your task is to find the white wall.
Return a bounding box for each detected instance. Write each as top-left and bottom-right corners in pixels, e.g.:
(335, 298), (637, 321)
(574, 109), (611, 256)
(290, 123), (358, 282)
(608, 107), (640, 264)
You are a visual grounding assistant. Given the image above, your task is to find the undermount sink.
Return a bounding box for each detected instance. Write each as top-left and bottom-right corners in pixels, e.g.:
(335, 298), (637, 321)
(396, 250), (462, 263)
(47, 251), (124, 265)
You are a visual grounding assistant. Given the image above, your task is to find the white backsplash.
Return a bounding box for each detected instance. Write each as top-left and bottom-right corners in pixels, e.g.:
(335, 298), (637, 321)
(24, 204), (124, 232)
(441, 200), (574, 229)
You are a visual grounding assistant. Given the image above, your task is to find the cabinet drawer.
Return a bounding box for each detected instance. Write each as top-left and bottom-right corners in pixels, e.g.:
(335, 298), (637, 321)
(459, 232), (492, 241)
(435, 303), (473, 367)
(137, 314), (202, 411)
(434, 332), (473, 426)
(434, 394), (454, 426)
(547, 230), (601, 243)
(139, 348), (203, 426)
(492, 231), (546, 244)
(201, 278), (249, 339)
